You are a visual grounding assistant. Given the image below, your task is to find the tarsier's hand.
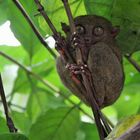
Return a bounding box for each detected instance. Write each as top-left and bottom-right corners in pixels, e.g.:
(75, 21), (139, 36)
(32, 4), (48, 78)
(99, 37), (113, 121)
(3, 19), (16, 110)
(71, 32), (89, 63)
(55, 33), (66, 50)
(54, 33), (70, 60)
(71, 32), (85, 48)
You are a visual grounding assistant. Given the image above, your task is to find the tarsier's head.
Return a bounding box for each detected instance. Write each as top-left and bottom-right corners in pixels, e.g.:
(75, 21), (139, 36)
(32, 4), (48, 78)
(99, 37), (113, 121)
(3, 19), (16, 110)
(61, 15), (120, 45)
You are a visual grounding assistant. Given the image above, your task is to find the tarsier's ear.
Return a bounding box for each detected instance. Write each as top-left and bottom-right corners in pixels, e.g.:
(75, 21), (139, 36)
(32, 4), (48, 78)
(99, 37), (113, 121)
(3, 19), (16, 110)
(61, 22), (70, 33)
(111, 26), (120, 38)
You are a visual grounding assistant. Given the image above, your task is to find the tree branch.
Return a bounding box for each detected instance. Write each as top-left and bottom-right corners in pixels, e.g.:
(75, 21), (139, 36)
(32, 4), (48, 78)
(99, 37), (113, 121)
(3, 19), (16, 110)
(117, 122), (140, 140)
(0, 74), (17, 132)
(12, 0), (57, 59)
(0, 100), (25, 111)
(0, 51), (93, 121)
(125, 54), (140, 72)
(34, 0), (58, 36)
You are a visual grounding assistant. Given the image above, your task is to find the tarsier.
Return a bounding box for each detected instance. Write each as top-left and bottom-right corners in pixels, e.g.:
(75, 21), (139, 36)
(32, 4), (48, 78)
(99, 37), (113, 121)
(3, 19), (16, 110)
(57, 15), (124, 109)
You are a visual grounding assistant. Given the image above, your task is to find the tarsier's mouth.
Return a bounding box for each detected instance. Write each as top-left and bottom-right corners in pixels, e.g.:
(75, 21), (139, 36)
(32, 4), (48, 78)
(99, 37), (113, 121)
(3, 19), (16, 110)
(84, 39), (98, 46)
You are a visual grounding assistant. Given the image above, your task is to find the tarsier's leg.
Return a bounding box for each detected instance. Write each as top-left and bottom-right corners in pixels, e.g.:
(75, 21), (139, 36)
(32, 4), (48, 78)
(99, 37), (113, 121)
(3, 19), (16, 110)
(0, 74), (17, 133)
(61, 0), (111, 139)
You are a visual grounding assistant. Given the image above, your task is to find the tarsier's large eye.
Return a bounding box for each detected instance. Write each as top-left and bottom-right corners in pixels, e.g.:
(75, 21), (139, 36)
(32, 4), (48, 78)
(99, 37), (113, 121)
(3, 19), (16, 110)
(76, 25), (85, 34)
(93, 26), (104, 36)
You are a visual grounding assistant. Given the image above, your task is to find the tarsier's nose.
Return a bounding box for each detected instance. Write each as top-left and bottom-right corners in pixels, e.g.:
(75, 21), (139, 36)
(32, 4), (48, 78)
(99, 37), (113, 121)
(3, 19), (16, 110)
(84, 37), (91, 44)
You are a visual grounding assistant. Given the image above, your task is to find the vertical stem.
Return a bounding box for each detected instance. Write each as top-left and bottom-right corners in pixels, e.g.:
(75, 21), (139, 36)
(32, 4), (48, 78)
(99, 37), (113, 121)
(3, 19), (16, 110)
(62, 0), (76, 33)
(34, 0), (58, 36)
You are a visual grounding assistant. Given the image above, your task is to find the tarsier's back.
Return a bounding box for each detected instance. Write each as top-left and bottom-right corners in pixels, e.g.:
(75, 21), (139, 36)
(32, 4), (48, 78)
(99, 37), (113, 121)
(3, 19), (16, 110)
(56, 15), (124, 108)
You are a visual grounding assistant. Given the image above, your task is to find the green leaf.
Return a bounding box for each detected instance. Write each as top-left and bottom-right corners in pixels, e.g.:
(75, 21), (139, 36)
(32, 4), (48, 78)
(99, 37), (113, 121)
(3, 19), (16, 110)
(11, 111), (31, 135)
(84, 0), (114, 19)
(126, 70), (140, 86)
(123, 61), (139, 85)
(113, 91), (140, 119)
(26, 87), (65, 123)
(7, 1), (41, 58)
(137, 106), (140, 114)
(0, 46), (28, 71)
(29, 107), (80, 140)
(0, 133), (28, 140)
(26, 89), (50, 122)
(0, 116), (9, 133)
(20, 0), (46, 36)
(31, 46), (56, 78)
(13, 68), (32, 94)
(111, 56), (140, 119)
(0, 0), (9, 25)
(77, 122), (99, 140)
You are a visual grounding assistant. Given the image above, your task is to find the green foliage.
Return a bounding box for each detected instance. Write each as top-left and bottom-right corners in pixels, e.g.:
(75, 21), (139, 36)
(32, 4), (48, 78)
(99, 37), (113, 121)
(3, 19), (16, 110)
(0, 133), (29, 140)
(0, 117), (9, 133)
(0, 0), (140, 140)
(77, 122), (99, 140)
(29, 107), (80, 140)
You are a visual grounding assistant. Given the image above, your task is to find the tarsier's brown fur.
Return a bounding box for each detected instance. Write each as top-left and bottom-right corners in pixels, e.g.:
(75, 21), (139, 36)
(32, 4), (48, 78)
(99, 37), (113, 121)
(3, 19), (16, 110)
(57, 15), (124, 108)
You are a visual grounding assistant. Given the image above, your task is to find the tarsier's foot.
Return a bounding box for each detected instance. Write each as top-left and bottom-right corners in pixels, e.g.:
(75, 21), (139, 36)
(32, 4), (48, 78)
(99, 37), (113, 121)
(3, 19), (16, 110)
(66, 63), (90, 75)
(65, 63), (87, 84)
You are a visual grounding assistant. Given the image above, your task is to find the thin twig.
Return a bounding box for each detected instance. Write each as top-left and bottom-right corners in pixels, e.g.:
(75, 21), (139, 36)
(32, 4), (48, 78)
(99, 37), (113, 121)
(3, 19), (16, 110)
(125, 54), (140, 72)
(34, 0), (58, 35)
(0, 74), (17, 132)
(0, 51), (93, 121)
(12, 0), (57, 59)
(0, 101), (25, 110)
